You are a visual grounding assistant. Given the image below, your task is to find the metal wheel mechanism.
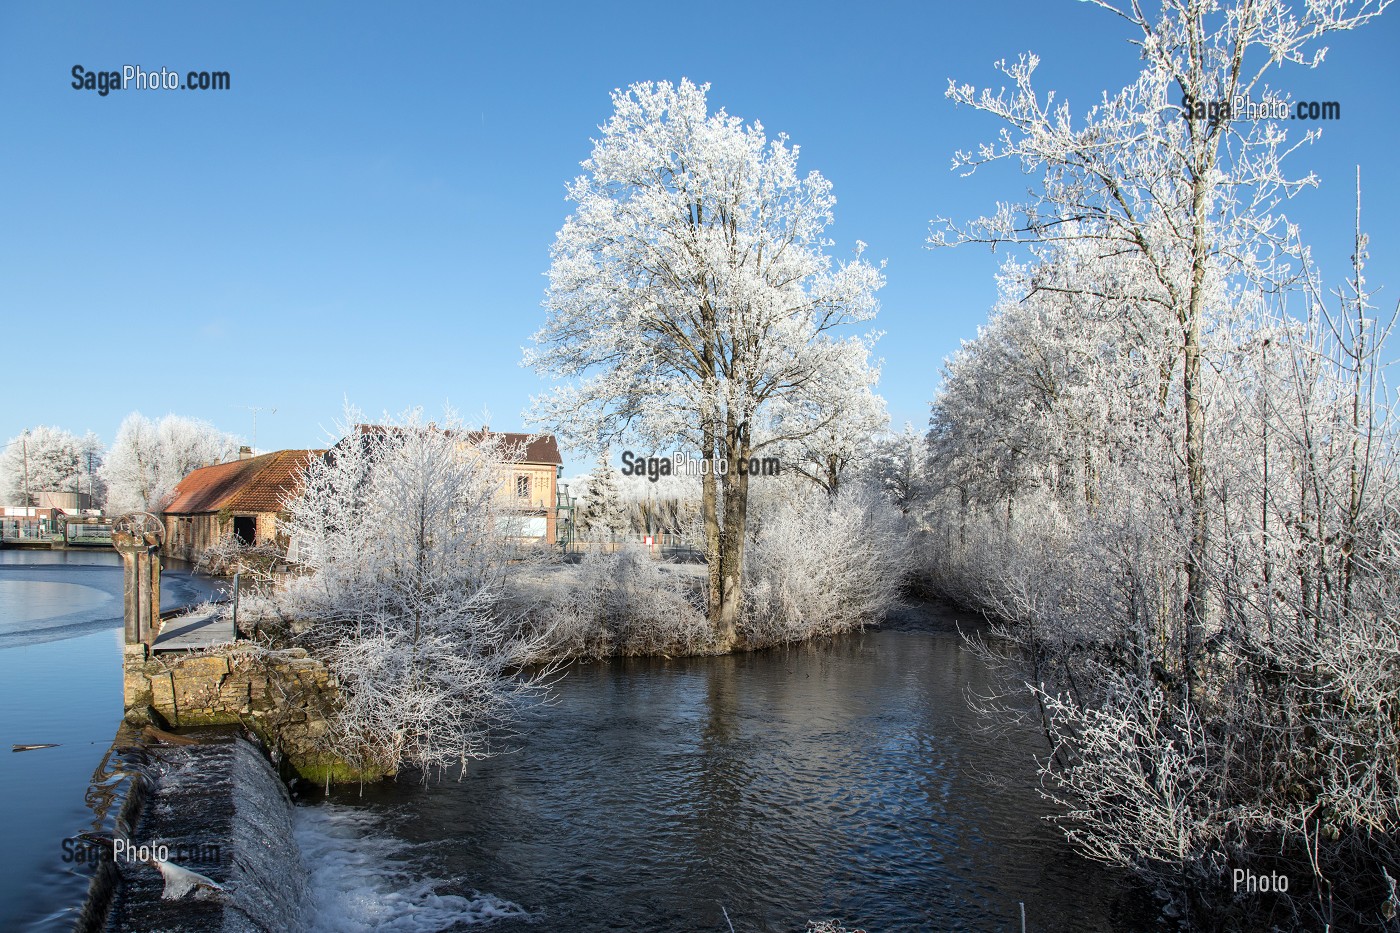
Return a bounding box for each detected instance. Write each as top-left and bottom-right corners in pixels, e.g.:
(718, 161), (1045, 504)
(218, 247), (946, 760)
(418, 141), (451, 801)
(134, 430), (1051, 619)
(113, 512), (166, 542)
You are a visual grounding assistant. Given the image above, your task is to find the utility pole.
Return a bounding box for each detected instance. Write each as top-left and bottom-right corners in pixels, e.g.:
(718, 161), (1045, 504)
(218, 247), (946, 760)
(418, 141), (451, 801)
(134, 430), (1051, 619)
(21, 429), (30, 509)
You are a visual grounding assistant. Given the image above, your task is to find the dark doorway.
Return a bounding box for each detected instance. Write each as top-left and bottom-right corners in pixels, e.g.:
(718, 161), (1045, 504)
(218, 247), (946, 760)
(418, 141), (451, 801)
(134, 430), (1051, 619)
(232, 516), (256, 545)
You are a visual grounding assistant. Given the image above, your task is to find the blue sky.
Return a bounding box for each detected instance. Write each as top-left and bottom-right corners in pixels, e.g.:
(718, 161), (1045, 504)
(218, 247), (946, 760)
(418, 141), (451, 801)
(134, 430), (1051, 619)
(2, 1), (1397, 466)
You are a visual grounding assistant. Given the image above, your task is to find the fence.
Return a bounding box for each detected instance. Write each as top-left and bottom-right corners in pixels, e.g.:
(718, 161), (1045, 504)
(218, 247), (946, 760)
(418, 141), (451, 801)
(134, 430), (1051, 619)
(563, 532), (702, 561)
(1, 518), (53, 543)
(0, 517), (114, 546)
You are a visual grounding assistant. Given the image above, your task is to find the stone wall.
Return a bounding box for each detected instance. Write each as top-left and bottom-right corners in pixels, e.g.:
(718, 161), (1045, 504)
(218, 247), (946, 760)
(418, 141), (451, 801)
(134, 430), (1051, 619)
(122, 642), (389, 784)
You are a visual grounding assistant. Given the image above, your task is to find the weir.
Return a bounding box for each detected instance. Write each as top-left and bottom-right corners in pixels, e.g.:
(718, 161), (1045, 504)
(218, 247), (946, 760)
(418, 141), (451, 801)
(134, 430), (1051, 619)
(111, 512), (374, 783)
(71, 514), (354, 930)
(75, 728), (309, 933)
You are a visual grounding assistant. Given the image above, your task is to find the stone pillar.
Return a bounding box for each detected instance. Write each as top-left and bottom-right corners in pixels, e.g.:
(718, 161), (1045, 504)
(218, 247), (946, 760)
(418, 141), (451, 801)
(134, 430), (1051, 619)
(114, 530), (162, 646)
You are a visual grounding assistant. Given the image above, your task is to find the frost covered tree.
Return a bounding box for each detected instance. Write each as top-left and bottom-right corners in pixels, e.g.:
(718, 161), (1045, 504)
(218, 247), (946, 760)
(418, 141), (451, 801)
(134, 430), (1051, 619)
(0, 426), (105, 507)
(932, 1), (1396, 922)
(935, 0), (1388, 694)
(281, 408), (548, 778)
(525, 79), (884, 646)
(577, 452), (627, 536)
(865, 424), (930, 518)
(102, 412), (240, 514)
(767, 347), (889, 496)
(620, 471), (702, 537)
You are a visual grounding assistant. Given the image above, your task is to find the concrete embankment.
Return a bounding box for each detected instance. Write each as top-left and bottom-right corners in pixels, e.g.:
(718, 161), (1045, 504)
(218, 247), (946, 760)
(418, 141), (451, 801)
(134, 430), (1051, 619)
(76, 727), (308, 933)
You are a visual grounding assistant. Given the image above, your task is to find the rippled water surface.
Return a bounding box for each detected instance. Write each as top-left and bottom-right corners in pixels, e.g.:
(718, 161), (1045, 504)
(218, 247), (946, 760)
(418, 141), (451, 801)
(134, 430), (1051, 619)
(0, 550), (222, 931)
(306, 603), (1154, 933)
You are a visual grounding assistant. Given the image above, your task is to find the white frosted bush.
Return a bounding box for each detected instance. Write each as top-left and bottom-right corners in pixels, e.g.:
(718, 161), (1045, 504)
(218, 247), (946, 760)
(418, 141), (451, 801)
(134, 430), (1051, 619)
(280, 407), (551, 779)
(519, 544), (710, 659)
(741, 485), (911, 647)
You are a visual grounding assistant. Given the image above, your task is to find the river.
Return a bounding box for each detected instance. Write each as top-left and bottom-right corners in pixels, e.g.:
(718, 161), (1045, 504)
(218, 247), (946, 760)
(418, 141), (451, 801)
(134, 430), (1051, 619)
(1, 554), (1152, 932)
(298, 603), (1155, 933)
(0, 549), (221, 931)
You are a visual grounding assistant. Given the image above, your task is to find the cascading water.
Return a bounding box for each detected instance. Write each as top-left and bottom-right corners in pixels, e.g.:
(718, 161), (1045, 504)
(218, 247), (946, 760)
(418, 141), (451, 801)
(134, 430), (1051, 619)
(80, 733), (308, 932)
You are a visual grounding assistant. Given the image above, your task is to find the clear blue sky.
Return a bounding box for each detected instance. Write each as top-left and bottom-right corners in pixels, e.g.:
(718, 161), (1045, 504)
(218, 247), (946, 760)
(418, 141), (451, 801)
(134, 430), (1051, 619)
(2, 1), (1397, 466)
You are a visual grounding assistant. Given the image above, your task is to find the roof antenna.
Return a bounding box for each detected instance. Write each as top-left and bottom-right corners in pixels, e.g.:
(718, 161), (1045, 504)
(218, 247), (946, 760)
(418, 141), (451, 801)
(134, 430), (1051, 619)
(235, 405), (277, 454)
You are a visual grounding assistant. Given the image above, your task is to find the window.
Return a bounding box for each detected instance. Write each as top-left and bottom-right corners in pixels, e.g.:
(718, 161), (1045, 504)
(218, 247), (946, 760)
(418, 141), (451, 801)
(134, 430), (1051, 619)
(515, 474), (531, 499)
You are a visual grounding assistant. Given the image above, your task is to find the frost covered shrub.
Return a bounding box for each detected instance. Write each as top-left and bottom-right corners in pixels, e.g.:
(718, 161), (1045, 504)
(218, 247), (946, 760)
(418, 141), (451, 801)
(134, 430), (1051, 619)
(521, 544), (710, 659)
(741, 485), (911, 647)
(195, 531), (283, 580)
(280, 408), (550, 780)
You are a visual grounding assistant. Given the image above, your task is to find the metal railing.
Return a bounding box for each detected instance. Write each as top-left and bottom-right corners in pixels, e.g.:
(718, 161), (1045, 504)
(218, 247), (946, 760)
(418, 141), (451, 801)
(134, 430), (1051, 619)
(563, 531), (702, 561)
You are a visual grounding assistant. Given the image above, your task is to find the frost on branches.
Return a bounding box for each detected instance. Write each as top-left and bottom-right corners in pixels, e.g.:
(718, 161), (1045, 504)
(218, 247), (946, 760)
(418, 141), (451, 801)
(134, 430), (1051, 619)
(525, 78), (886, 647)
(103, 412), (241, 514)
(743, 483), (911, 646)
(281, 408), (550, 779)
(932, 0), (1397, 924)
(576, 452), (628, 537)
(0, 426), (105, 507)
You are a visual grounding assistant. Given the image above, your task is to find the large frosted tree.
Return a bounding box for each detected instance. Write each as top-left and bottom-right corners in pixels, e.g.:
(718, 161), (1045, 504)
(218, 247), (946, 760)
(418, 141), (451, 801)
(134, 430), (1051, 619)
(525, 79), (884, 646)
(102, 413), (241, 514)
(0, 426), (105, 507)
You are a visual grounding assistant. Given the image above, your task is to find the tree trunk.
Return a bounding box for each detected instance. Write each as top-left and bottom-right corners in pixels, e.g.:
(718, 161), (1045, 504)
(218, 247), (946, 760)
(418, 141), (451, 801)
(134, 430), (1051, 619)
(701, 401), (725, 643)
(713, 431), (752, 649)
(1182, 170), (1211, 704)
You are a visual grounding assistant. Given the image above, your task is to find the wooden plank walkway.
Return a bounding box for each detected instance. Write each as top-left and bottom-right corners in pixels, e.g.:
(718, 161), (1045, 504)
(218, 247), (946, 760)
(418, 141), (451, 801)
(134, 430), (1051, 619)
(152, 606), (235, 652)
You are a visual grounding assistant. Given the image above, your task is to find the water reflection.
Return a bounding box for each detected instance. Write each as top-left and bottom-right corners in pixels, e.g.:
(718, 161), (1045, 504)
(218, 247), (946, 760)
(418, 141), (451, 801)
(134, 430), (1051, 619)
(306, 606), (1157, 933)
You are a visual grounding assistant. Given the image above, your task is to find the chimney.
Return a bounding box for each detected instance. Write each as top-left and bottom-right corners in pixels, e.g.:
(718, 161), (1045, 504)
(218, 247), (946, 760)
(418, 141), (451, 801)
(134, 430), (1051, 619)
(239, 445), (254, 460)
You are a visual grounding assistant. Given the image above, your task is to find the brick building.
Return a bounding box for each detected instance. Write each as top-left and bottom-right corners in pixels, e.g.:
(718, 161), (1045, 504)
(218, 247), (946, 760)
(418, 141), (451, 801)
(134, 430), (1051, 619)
(159, 449), (320, 562)
(475, 430), (564, 543)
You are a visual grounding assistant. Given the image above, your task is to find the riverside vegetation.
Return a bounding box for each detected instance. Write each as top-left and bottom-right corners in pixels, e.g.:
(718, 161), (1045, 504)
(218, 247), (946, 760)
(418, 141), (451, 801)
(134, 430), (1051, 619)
(921, 0), (1400, 929)
(194, 6), (1400, 923)
(221, 407), (913, 785)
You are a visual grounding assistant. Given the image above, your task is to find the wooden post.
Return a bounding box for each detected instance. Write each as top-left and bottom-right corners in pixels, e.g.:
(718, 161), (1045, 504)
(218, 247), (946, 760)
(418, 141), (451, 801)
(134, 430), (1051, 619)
(113, 523), (163, 647)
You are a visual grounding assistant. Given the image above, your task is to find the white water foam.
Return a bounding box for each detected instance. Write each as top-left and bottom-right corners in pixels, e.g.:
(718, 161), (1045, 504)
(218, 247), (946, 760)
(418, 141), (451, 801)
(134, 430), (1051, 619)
(294, 802), (529, 932)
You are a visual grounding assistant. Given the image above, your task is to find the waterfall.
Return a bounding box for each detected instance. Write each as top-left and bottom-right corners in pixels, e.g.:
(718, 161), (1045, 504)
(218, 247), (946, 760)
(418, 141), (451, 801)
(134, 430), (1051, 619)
(77, 730), (308, 932)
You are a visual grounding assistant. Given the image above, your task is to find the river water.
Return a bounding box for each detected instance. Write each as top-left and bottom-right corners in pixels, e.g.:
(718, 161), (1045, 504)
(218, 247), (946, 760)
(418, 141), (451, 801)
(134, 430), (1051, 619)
(1, 554), (1152, 932)
(0, 549), (221, 931)
(302, 603), (1155, 933)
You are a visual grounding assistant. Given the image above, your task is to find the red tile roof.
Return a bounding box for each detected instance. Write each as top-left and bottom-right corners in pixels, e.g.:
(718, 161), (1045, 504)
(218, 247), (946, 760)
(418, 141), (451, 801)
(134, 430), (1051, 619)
(464, 431), (563, 466)
(352, 425), (562, 466)
(160, 450), (321, 516)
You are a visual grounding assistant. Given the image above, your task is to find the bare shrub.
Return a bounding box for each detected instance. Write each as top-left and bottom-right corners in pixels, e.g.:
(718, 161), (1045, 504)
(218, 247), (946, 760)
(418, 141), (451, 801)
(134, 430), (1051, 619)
(741, 484), (911, 647)
(516, 544), (711, 659)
